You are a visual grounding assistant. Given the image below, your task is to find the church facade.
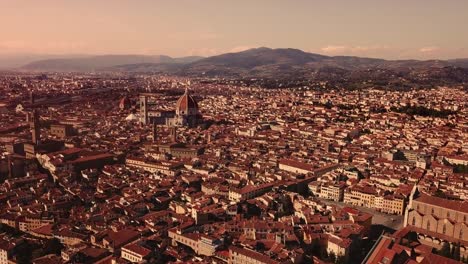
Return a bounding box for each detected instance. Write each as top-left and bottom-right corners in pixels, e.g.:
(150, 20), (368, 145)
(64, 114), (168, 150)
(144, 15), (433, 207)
(404, 188), (468, 257)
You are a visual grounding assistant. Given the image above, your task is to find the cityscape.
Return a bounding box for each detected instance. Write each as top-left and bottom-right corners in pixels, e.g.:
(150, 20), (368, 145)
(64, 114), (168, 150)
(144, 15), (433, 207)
(0, 1), (468, 264)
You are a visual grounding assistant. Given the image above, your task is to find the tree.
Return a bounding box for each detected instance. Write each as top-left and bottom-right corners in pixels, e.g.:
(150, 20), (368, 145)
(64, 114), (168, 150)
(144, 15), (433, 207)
(454, 164), (468, 173)
(255, 242), (266, 252)
(320, 249), (328, 261)
(407, 231), (418, 243)
(328, 252), (337, 263)
(336, 255), (347, 264)
(434, 189), (447, 199)
(147, 248), (163, 264)
(453, 242), (461, 261)
(44, 238), (64, 255)
(307, 238), (321, 256)
(15, 241), (33, 264)
(439, 242), (451, 258)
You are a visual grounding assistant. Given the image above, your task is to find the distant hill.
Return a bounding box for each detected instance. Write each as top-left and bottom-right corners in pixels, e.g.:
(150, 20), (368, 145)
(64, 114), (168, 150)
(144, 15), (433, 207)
(173, 48), (388, 77)
(187, 47), (328, 68)
(21, 55), (203, 72)
(18, 48), (468, 87)
(447, 58), (468, 68)
(107, 48), (468, 76)
(0, 54), (89, 69)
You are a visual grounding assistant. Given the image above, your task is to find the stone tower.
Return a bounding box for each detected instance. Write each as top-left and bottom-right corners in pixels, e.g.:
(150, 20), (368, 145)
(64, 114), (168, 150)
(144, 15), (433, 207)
(140, 95), (148, 125)
(30, 91), (35, 104)
(30, 109), (40, 145)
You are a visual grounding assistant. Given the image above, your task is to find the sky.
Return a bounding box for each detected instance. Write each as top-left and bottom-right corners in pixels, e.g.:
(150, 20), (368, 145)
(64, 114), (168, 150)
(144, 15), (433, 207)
(1, 0), (467, 59)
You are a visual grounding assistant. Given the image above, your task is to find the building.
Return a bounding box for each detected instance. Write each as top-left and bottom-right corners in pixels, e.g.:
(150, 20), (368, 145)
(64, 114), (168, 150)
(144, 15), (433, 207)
(444, 155), (468, 166)
(0, 241), (13, 264)
(168, 229), (222, 257)
(50, 124), (75, 139)
(374, 195), (406, 215)
(18, 215), (54, 232)
(121, 243), (151, 263)
(91, 229), (140, 253)
(278, 159), (314, 174)
(318, 182), (346, 202)
(229, 246), (281, 264)
(140, 88), (203, 127)
(23, 110), (65, 158)
(145, 143), (204, 159)
(308, 182), (320, 196)
(125, 157), (184, 176)
(363, 234), (461, 264)
(228, 183), (275, 202)
(0, 238), (23, 264)
(169, 87), (202, 127)
(404, 189), (468, 257)
(326, 234), (351, 258)
(343, 184), (377, 208)
(23, 139), (64, 159)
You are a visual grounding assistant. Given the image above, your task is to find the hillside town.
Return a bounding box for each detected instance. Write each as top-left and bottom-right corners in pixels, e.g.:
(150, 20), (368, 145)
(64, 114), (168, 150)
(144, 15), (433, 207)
(0, 73), (467, 264)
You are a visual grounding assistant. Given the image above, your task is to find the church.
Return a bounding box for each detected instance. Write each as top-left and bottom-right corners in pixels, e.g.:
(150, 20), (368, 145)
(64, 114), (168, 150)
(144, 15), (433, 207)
(140, 88), (203, 127)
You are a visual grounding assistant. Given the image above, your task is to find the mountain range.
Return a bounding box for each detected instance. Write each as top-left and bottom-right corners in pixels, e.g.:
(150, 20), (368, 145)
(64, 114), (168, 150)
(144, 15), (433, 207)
(14, 48), (468, 84)
(20, 54), (203, 72)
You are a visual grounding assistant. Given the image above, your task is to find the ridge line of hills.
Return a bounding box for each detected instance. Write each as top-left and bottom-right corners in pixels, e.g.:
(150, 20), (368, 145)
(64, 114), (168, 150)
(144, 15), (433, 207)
(19, 54), (204, 72)
(15, 48), (468, 86)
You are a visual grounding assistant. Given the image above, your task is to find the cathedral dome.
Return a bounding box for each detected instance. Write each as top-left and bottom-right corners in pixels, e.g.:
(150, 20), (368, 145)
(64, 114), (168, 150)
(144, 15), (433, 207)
(175, 88), (198, 116)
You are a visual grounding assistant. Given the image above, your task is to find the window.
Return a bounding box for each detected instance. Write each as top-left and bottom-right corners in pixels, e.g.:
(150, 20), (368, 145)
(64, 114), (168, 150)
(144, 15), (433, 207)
(426, 221), (431, 230)
(412, 217), (416, 226)
(460, 229), (464, 239)
(442, 224), (446, 234)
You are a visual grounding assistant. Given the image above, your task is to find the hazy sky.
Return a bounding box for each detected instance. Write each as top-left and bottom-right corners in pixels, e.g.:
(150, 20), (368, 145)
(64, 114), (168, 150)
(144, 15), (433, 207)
(1, 0), (467, 59)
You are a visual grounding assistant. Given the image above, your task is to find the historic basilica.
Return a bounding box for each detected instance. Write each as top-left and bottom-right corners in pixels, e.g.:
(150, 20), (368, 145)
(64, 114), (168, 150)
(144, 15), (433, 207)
(139, 88), (203, 127)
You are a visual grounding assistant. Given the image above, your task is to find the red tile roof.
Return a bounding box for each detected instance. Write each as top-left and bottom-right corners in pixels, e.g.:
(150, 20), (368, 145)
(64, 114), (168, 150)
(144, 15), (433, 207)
(123, 243), (151, 257)
(415, 193), (468, 213)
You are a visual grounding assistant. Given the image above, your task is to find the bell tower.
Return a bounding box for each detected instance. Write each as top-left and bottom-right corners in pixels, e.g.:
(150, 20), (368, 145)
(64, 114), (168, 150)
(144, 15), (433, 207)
(140, 95), (148, 125)
(30, 109), (40, 145)
(30, 91), (35, 104)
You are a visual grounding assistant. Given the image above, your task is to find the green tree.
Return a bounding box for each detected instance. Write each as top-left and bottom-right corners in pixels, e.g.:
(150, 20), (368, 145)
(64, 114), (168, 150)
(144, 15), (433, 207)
(44, 238), (64, 255)
(255, 242), (266, 252)
(15, 242), (33, 264)
(329, 252), (337, 263)
(336, 255), (347, 264)
(439, 242), (451, 258)
(453, 242), (461, 261)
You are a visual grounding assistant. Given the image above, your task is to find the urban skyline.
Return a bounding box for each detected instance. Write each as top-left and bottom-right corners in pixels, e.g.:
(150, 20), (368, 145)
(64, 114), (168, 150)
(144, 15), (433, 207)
(0, 1), (467, 264)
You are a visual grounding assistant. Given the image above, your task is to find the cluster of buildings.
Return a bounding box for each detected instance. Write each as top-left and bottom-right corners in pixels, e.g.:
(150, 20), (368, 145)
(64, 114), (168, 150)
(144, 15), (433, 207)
(0, 73), (466, 263)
